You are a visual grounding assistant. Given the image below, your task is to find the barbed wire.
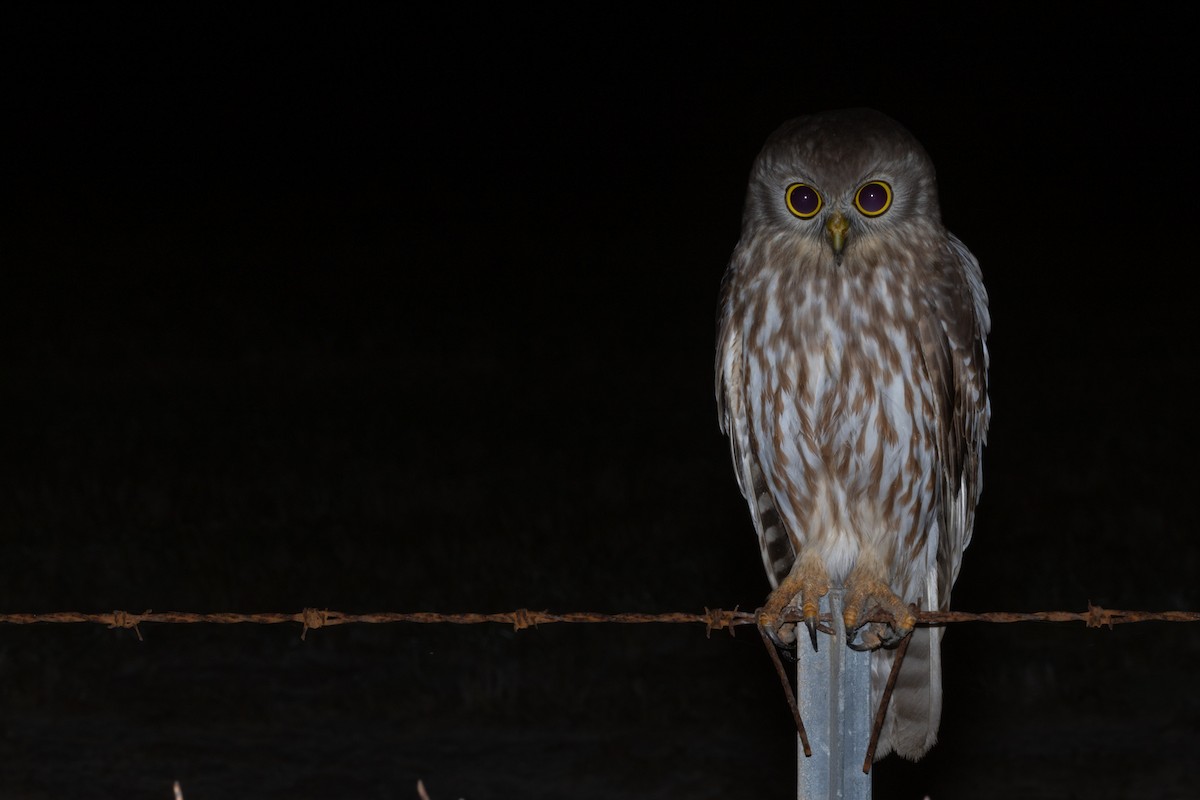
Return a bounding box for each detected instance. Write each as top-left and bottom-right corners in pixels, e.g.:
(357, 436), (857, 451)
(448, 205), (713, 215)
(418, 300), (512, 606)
(1, 604), (1197, 641)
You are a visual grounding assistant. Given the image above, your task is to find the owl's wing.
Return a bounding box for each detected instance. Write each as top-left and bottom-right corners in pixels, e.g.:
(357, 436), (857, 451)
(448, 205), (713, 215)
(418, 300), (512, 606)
(715, 263), (794, 588)
(919, 233), (990, 609)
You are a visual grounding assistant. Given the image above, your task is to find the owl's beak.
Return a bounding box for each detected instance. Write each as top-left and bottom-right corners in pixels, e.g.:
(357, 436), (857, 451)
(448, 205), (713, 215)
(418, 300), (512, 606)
(826, 211), (849, 255)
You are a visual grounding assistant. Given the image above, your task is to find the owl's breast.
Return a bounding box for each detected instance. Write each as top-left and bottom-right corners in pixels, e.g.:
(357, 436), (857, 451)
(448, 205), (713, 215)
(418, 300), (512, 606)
(743, 263), (940, 506)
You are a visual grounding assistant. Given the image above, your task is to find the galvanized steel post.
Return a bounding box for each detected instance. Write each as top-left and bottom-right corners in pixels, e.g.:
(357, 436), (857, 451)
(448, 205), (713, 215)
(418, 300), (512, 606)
(796, 588), (873, 799)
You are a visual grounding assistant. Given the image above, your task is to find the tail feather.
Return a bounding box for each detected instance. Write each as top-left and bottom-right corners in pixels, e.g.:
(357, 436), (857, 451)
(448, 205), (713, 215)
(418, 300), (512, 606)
(870, 626), (943, 761)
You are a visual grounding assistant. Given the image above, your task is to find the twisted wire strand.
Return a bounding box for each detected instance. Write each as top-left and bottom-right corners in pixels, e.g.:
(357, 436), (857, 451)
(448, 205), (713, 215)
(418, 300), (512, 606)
(1, 604), (1196, 638)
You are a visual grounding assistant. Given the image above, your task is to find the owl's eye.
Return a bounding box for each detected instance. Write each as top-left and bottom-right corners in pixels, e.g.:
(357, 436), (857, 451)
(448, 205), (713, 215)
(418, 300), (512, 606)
(854, 181), (893, 217)
(785, 183), (822, 219)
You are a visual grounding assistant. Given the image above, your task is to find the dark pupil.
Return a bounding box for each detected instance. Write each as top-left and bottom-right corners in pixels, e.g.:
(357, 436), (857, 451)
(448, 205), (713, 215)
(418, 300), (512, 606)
(790, 186), (819, 214)
(858, 183), (888, 213)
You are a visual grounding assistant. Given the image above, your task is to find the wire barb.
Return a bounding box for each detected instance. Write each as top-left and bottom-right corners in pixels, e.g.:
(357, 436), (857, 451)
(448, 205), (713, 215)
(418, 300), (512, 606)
(1086, 601), (1115, 629)
(703, 606), (738, 638)
(107, 609), (149, 641)
(511, 608), (540, 631)
(299, 607), (328, 640)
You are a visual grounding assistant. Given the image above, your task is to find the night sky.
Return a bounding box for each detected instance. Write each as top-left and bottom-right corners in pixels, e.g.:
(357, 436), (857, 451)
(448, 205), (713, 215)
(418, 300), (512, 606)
(5, 7), (1200, 799)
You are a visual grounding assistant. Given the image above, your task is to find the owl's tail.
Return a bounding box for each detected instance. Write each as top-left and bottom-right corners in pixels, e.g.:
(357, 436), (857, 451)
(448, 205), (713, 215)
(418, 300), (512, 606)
(869, 626), (943, 761)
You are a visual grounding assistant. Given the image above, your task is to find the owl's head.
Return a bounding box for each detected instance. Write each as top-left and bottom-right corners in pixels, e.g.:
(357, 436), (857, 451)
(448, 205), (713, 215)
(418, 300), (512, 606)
(742, 109), (942, 262)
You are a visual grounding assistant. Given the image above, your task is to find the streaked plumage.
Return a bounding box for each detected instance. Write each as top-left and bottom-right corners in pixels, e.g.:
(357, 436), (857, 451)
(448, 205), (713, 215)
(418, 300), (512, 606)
(716, 109), (989, 760)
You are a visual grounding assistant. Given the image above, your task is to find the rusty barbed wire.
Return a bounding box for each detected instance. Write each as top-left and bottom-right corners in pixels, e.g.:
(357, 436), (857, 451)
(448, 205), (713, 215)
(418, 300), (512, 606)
(1, 604), (1198, 639)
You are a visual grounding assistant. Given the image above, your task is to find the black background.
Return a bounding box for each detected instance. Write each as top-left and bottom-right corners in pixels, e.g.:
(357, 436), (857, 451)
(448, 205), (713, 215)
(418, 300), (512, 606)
(4, 6), (1199, 799)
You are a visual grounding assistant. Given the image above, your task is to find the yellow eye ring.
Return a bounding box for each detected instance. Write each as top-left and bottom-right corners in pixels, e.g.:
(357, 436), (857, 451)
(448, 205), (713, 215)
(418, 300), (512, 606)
(784, 183), (822, 219)
(853, 181), (893, 217)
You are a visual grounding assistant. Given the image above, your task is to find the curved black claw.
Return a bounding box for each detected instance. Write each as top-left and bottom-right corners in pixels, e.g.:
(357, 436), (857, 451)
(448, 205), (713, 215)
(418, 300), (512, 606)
(805, 615), (820, 652)
(844, 607), (915, 651)
(846, 629), (877, 651)
(756, 618), (798, 660)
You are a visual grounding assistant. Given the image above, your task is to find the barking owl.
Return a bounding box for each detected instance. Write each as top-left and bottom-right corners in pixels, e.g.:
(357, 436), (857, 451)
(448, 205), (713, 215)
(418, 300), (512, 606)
(716, 109), (990, 760)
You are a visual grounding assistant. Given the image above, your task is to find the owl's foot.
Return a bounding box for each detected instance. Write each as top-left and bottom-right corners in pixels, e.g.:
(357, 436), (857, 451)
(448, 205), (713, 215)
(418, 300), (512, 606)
(758, 555), (829, 651)
(842, 566), (916, 651)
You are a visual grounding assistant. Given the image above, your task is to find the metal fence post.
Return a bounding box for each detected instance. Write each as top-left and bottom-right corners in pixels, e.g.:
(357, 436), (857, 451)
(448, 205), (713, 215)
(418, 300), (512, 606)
(796, 588), (872, 799)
